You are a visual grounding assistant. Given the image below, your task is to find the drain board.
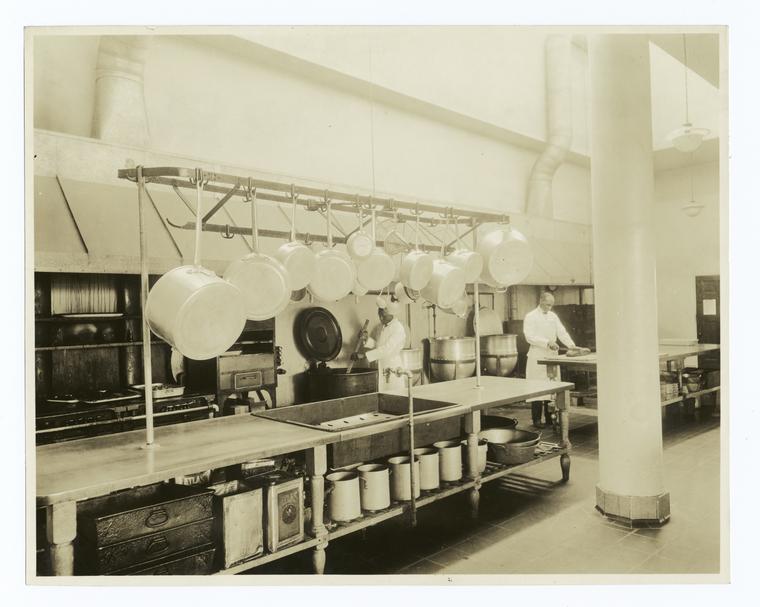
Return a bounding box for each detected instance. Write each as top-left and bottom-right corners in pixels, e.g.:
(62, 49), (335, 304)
(318, 412), (399, 431)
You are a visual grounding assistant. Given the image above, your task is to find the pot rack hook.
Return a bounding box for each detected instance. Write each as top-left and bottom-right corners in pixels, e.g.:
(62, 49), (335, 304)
(221, 224), (234, 239)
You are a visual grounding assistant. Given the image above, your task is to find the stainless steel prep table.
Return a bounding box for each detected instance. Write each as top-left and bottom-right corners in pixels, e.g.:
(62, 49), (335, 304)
(537, 343), (720, 424)
(36, 376), (572, 576)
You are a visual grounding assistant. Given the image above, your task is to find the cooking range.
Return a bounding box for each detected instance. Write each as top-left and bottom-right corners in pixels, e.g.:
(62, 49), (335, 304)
(36, 389), (216, 445)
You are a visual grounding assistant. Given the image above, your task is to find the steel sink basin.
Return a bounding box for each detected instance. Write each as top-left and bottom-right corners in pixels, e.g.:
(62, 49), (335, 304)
(254, 392), (456, 432)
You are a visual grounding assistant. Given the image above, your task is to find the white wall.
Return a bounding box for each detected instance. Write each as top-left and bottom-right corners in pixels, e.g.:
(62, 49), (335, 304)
(654, 161), (720, 340)
(30, 31), (723, 403)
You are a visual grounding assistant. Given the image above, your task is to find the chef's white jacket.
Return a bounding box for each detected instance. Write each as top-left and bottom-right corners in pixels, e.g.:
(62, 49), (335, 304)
(364, 318), (407, 390)
(523, 306), (575, 402)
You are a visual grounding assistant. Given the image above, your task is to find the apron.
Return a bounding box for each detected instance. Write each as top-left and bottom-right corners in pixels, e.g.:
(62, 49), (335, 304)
(524, 308), (569, 403)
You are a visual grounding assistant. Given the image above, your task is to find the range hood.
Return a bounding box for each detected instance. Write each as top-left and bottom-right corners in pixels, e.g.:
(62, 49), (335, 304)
(34, 175), (253, 275)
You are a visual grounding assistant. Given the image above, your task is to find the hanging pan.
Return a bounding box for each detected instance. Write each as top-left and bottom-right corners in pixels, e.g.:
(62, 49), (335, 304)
(345, 202), (374, 261)
(356, 207), (396, 292)
(146, 171), (247, 360)
(274, 186), (317, 290)
(224, 187), (292, 321)
(421, 216), (466, 309)
(399, 211), (433, 291)
(309, 199), (357, 302)
(446, 215), (483, 284)
(478, 224), (534, 287)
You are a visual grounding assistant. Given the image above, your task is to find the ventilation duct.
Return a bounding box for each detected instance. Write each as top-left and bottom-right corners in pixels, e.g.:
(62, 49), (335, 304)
(526, 35), (573, 218)
(91, 36), (150, 147)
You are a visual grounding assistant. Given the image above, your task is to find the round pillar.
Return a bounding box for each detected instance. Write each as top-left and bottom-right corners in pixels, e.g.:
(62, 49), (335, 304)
(588, 35), (670, 525)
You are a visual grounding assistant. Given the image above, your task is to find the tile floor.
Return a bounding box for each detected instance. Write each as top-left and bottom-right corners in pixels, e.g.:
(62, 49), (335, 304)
(252, 404), (721, 576)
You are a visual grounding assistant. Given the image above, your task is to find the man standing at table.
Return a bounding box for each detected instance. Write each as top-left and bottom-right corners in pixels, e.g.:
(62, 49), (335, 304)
(523, 292), (576, 428)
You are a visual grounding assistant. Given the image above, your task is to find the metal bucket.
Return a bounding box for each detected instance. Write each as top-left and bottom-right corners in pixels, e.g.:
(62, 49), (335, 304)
(429, 337), (476, 382)
(480, 334), (518, 377)
(308, 367), (378, 401)
(400, 348), (424, 386)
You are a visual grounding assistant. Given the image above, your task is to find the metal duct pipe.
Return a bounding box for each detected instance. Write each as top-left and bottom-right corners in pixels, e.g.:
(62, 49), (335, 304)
(91, 36), (150, 147)
(526, 35), (573, 218)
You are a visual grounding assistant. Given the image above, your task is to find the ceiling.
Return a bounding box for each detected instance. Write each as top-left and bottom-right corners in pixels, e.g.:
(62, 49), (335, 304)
(650, 34), (720, 87)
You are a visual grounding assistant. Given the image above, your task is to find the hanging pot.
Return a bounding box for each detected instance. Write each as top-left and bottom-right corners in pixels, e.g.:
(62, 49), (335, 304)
(421, 260), (466, 310)
(309, 200), (357, 302)
(445, 216), (483, 283)
(399, 213), (433, 291)
(274, 187), (317, 290)
(147, 173), (246, 361)
(356, 208), (396, 292)
(345, 204), (374, 261)
(478, 225), (533, 287)
(224, 190), (292, 321)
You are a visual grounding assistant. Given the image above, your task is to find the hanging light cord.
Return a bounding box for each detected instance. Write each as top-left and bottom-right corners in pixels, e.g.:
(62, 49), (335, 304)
(690, 153), (696, 201)
(682, 34), (691, 125)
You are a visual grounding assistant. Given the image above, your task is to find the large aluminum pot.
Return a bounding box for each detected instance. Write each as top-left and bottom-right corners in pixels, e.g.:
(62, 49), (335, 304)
(275, 195), (316, 290)
(326, 470), (361, 523)
(146, 265), (246, 360)
(400, 249), (434, 291)
(356, 250), (396, 292)
(388, 455), (421, 501)
(309, 248), (356, 302)
(446, 249), (483, 284)
(223, 252), (291, 321)
(358, 463), (391, 512)
(429, 336), (476, 382)
(477, 226), (533, 287)
(309, 204), (357, 302)
(308, 367), (378, 401)
(421, 260), (466, 309)
(480, 334), (519, 377)
(479, 428), (540, 465)
(400, 348), (423, 386)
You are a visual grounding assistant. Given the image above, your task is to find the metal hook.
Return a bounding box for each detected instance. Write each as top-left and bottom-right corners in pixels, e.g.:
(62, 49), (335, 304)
(222, 224), (234, 239)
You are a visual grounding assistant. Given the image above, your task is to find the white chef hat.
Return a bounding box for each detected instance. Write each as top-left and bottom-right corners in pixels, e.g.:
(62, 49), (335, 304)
(376, 296), (401, 316)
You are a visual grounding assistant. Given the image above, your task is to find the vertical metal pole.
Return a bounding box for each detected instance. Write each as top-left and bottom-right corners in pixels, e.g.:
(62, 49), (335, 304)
(407, 373), (417, 527)
(473, 228), (482, 388)
(137, 166), (155, 447)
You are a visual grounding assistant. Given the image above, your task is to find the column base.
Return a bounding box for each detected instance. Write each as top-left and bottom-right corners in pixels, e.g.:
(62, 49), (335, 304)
(595, 485), (670, 527)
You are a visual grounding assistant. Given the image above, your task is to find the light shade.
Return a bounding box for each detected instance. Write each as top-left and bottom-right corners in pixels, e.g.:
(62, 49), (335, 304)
(681, 200), (705, 217)
(668, 123), (711, 153)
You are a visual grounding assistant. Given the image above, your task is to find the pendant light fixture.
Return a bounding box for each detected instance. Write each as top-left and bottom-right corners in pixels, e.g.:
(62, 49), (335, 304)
(668, 34), (710, 153)
(681, 154), (704, 217)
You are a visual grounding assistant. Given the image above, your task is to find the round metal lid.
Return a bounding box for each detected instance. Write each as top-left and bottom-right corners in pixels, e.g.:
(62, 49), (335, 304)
(295, 306), (343, 362)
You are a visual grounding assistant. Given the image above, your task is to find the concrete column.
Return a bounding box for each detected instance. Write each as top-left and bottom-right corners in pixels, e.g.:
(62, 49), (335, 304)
(588, 35), (670, 525)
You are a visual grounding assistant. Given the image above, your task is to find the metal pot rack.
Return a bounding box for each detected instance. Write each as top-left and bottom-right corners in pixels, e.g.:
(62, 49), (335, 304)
(118, 166), (510, 254)
(119, 165), (497, 448)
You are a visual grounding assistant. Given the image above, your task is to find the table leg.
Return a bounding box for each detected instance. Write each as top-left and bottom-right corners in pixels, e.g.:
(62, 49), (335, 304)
(464, 411), (481, 520)
(46, 501), (76, 576)
(306, 445), (328, 574)
(556, 389), (572, 483)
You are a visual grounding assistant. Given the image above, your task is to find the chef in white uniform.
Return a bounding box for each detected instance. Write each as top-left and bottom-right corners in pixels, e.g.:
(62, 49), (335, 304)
(523, 292), (576, 428)
(352, 299), (407, 391)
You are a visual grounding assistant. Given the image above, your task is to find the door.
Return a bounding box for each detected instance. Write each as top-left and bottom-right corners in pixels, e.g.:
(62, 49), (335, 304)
(695, 275), (720, 370)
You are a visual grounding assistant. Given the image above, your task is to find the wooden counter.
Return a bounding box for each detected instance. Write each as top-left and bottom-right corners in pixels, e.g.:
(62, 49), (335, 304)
(36, 376), (573, 577)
